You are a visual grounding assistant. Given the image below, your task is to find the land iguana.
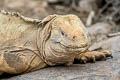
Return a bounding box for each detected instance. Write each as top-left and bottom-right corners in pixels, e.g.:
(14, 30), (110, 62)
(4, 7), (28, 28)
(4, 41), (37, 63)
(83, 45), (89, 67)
(0, 10), (112, 75)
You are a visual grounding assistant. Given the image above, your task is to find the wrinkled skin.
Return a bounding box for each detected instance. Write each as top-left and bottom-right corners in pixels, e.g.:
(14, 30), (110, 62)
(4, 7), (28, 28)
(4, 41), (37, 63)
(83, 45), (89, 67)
(0, 10), (112, 75)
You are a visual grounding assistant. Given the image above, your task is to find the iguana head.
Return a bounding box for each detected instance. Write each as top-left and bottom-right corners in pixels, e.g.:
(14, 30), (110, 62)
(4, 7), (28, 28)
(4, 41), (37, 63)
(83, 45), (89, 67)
(37, 14), (91, 65)
(48, 14), (90, 54)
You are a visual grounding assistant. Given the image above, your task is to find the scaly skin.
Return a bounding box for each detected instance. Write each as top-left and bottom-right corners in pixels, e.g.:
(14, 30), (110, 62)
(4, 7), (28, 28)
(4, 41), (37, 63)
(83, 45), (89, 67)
(0, 10), (112, 75)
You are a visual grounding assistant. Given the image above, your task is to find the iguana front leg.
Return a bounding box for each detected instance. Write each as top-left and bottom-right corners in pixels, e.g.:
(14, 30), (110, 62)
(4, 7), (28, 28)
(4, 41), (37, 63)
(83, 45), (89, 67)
(0, 46), (46, 75)
(75, 50), (112, 63)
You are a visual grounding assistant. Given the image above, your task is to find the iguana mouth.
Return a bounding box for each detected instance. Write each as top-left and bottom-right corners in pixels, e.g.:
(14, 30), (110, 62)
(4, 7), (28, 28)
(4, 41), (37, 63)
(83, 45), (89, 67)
(59, 42), (88, 52)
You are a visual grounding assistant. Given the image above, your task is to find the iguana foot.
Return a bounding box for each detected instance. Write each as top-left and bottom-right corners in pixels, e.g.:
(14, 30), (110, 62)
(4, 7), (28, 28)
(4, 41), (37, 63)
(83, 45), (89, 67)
(75, 50), (112, 64)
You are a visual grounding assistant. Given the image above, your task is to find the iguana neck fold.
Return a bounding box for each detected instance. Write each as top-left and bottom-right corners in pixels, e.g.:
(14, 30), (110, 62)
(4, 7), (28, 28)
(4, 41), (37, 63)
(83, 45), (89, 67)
(36, 20), (53, 65)
(44, 40), (75, 66)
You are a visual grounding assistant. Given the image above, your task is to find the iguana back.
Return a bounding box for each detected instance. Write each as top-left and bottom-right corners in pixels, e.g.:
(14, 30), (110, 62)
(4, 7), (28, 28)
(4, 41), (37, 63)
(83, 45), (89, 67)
(0, 11), (41, 46)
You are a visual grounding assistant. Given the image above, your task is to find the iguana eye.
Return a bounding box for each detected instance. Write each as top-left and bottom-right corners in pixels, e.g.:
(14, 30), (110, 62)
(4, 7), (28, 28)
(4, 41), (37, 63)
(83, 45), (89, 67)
(61, 31), (65, 36)
(60, 28), (65, 36)
(61, 30), (68, 37)
(60, 28), (67, 37)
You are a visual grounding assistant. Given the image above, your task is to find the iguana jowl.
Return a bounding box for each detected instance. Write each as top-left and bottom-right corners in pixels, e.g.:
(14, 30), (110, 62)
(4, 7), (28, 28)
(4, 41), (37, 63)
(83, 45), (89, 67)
(0, 10), (112, 75)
